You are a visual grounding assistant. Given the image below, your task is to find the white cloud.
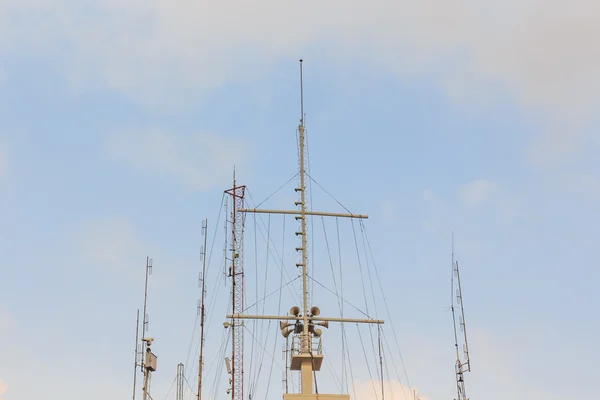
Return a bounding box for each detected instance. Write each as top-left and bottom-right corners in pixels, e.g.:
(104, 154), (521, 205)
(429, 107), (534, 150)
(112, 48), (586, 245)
(2, 0), (600, 159)
(106, 129), (246, 191)
(0, 378), (7, 400)
(353, 380), (428, 400)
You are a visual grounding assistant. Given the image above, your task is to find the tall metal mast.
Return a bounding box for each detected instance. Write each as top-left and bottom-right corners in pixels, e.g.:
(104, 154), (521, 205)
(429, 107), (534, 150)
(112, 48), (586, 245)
(225, 175), (246, 400)
(140, 257), (158, 400)
(226, 59), (383, 400)
(451, 235), (471, 400)
(197, 219), (208, 400)
(132, 309), (140, 400)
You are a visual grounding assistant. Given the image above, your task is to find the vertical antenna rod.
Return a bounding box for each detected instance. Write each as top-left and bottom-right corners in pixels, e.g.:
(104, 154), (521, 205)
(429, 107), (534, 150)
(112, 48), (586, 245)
(300, 59), (304, 125)
(132, 309), (140, 400)
(141, 256), (151, 359)
(141, 257), (157, 400)
(198, 219), (208, 400)
(451, 234), (471, 400)
(297, 58), (310, 354)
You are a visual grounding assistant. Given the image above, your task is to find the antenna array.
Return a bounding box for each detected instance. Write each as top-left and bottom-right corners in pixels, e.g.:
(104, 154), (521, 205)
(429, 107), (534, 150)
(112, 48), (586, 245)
(130, 257), (158, 400)
(451, 236), (471, 400)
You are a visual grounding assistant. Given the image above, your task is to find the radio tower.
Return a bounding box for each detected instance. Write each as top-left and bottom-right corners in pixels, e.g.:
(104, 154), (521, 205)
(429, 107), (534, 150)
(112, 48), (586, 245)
(451, 235), (471, 400)
(225, 174), (246, 400)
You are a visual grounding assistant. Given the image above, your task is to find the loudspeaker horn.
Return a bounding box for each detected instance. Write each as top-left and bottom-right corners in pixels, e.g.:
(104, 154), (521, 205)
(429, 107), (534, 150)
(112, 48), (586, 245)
(281, 326), (294, 338)
(315, 321), (329, 329)
(290, 306), (300, 316)
(280, 321), (292, 330)
(310, 306), (320, 316)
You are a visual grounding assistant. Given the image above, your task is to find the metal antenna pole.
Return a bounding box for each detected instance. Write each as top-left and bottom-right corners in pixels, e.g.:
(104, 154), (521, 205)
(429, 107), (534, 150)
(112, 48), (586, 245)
(285, 336), (290, 393)
(297, 58), (310, 355)
(177, 363), (185, 400)
(378, 326), (384, 400)
(141, 257), (151, 366)
(451, 234), (471, 400)
(198, 219), (208, 400)
(140, 257), (157, 400)
(132, 309), (140, 400)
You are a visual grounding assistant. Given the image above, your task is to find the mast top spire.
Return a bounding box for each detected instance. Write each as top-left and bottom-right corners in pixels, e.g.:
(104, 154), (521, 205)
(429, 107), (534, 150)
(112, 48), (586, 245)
(299, 59), (304, 126)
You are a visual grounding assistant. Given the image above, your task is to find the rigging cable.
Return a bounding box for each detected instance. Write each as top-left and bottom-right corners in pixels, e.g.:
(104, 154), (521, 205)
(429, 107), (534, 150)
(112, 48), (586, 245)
(378, 326), (385, 400)
(360, 221), (383, 382)
(247, 214), (258, 396)
(351, 219), (380, 381)
(161, 376), (177, 400)
(246, 189), (301, 305)
(254, 173), (300, 209)
(263, 215), (286, 399)
(188, 194), (227, 388)
(306, 172), (353, 214)
(381, 329), (411, 400)
(305, 124), (316, 308)
(243, 277), (299, 313)
(357, 323), (379, 400)
(253, 215), (273, 395)
(382, 337), (396, 400)
(307, 276), (371, 318)
(207, 323), (230, 400)
(361, 220), (413, 392)
(336, 218), (350, 394)
(320, 217), (346, 393)
(243, 325), (286, 374)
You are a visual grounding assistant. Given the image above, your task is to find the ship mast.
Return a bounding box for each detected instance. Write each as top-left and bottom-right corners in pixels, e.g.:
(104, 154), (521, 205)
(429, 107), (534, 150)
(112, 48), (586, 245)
(226, 59), (384, 399)
(451, 235), (471, 400)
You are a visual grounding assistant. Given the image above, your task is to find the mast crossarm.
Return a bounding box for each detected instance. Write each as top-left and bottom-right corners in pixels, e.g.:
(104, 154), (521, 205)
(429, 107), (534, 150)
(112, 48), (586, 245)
(226, 314), (383, 324)
(239, 208), (368, 219)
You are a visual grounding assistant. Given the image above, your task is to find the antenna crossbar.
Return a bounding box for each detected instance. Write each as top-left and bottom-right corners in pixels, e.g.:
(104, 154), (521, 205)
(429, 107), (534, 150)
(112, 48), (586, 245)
(226, 314), (383, 324)
(239, 208), (368, 219)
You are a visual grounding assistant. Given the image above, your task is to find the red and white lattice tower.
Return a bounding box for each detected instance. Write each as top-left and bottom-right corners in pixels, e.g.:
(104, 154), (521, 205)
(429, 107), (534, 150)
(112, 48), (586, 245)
(225, 179), (246, 400)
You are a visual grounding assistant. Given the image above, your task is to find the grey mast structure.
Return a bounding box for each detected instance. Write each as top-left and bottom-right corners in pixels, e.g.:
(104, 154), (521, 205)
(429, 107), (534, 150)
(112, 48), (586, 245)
(225, 59), (384, 400)
(451, 238), (471, 400)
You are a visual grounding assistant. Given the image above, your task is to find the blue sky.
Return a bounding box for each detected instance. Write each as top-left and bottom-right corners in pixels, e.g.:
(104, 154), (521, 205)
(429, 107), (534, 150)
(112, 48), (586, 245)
(1, 1), (599, 400)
